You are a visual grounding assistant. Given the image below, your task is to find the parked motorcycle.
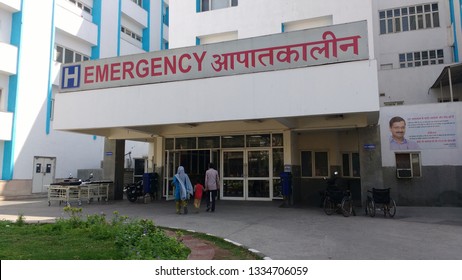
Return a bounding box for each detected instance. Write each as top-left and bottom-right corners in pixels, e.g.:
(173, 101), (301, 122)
(124, 173), (158, 203)
(124, 180), (143, 202)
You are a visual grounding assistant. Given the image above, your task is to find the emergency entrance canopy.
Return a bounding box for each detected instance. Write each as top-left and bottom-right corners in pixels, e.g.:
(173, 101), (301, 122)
(60, 21), (368, 92)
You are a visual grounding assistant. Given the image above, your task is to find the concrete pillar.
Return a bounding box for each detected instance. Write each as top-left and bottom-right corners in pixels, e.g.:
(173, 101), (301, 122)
(103, 138), (125, 200)
(358, 125), (384, 205)
(147, 137), (164, 200)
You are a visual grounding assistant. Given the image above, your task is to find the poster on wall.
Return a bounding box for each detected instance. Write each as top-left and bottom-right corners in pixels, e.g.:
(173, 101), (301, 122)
(385, 112), (456, 150)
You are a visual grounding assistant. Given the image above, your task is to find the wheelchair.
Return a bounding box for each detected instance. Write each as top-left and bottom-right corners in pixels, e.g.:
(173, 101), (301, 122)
(323, 188), (355, 217)
(365, 188), (396, 218)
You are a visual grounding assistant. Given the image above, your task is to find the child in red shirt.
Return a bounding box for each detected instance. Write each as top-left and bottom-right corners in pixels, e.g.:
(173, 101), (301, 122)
(193, 180), (205, 213)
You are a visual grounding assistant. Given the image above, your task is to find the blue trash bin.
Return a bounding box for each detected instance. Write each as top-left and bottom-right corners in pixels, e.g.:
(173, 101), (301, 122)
(279, 171), (292, 207)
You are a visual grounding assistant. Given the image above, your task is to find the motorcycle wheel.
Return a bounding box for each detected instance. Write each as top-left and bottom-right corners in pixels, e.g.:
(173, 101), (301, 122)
(127, 192), (138, 202)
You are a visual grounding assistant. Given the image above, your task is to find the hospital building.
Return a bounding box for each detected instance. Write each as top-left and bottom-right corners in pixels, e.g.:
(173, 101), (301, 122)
(1, 0), (461, 206)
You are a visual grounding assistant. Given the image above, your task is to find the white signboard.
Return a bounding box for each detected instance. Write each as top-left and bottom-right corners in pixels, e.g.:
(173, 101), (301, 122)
(60, 21), (368, 92)
(380, 103), (462, 167)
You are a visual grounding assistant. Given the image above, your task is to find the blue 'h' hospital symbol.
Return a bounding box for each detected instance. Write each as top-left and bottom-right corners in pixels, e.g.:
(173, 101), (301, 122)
(61, 65), (81, 89)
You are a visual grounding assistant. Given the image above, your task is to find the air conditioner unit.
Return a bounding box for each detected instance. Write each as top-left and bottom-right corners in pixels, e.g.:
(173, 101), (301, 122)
(396, 169), (412, 178)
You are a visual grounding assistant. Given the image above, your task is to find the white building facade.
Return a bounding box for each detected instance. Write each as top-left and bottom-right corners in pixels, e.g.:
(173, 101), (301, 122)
(374, 0), (462, 206)
(0, 0), (160, 198)
(54, 0), (380, 204)
(1, 0), (461, 206)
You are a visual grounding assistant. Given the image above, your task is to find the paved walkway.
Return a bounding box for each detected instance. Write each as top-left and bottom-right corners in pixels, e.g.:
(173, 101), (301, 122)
(1, 198), (462, 259)
(164, 228), (216, 259)
(182, 235), (216, 259)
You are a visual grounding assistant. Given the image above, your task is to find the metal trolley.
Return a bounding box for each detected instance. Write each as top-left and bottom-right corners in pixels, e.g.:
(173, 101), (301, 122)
(47, 183), (82, 207)
(79, 181), (111, 204)
(47, 181), (112, 206)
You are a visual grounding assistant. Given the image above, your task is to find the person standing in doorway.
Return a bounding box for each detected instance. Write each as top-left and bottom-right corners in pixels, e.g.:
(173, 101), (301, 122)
(193, 179), (205, 213)
(205, 162), (220, 212)
(172, 166), (193, 215)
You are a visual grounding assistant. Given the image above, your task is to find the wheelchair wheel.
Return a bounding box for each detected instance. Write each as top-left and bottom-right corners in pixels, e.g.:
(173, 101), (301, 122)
(323, 197), (335, 215)
(387, 199), (396, 217)
(341, 197), (353, 217)
(366, 198), (375, 217)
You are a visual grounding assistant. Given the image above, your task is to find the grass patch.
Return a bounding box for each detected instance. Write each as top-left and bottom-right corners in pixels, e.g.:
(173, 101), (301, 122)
(0, 222), (123, 259)
(0, 207), (189, 260)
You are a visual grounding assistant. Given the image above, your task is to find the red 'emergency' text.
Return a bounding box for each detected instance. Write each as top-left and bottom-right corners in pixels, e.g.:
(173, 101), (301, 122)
(84, 51), (207, 84)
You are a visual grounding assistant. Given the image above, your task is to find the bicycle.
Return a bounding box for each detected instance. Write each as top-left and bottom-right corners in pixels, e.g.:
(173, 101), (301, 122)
(365, 188), (396, 218)
(323, 188), (356, 217)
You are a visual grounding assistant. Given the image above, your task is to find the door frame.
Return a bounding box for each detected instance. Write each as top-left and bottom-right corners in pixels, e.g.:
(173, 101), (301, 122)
(221, 149), (245, 200)
(221, 148), (272, 201)
(246, 148), (272, 201)
(164, 150), (173, 200)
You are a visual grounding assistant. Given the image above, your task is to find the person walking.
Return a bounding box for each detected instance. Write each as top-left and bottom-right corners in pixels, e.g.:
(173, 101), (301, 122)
(205, 162), (220, 212)
(172, 166), (193, 214)
(193, 179), (205, 213)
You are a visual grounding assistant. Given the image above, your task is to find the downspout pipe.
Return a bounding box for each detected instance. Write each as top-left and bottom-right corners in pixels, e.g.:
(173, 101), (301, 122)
(448, 67), (454, 102)
(450, 0), (459, 62)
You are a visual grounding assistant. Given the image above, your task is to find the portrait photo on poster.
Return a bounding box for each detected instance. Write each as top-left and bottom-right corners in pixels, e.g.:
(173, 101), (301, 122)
(388, 116), (421, 150)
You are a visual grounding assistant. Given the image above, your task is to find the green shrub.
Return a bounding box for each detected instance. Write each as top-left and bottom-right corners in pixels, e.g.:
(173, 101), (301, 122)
(114, 218), (189, 259)
(15, 214), (26, 226)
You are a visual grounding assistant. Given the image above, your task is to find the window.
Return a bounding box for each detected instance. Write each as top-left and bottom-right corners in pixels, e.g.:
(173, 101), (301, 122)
(380, 63), (393, 70)
(55, 46), (63, 62)
(379, 3), (439, 34)
(64, 49), (74, 63)
(399, 49), (444, 68)
(167, 134), (283, 150)
(162, 3), (169, 26)
(175, 137), (197, 150)
(283, 16), (333, 32)
(438, 97), (459, 102)
(197, 31), (238, 45)
(165, 138), (174, 150)
(131, 0), (142, 7)
(272, 133), (283, 147)
(0, 88), (3, 111)
(54, 45), (90, 63)
(301, 151), (328, 177)
(67, 0), (92, 15)
(134, 158), (145, 183)
(50, 98), (54, 121)
(246, 134), (271, 147)
(395, 152), (421, 178)
(162, 39), (169, 50)
(198, 136), (220, 149)
(199, 0), (238, 12)
(121, 26), (143, 43)
(342, 152), (360, 177)
(222, 135), (244, 148)
(273, 148), (284, 175)
(384, 101), (405, 106)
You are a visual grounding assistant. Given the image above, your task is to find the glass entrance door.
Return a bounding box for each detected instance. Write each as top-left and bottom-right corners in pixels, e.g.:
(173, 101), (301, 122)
(164, 150), (214, 200)
(247, 150), (270, 200)
(222, 151), (244, 199)
(222, 149), (271, 200)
